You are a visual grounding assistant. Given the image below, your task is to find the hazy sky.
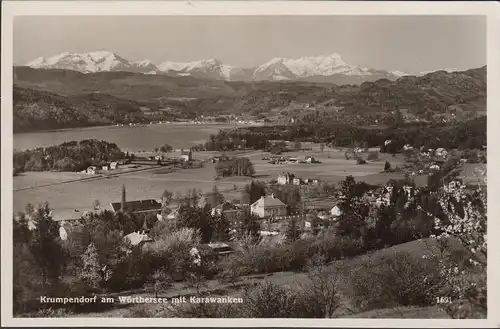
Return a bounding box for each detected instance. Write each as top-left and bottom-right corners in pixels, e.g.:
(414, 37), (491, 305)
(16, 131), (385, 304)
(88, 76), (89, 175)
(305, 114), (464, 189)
(14, 15), (486, 72)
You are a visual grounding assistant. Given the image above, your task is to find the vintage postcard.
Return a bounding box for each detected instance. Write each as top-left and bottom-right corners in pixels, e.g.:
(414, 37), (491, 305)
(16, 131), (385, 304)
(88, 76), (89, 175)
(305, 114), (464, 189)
(1, 1), (499, 327)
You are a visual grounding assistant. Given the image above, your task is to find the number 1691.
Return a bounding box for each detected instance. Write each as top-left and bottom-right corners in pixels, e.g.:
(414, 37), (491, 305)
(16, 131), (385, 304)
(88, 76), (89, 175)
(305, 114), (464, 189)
(436, 297), (452, 304)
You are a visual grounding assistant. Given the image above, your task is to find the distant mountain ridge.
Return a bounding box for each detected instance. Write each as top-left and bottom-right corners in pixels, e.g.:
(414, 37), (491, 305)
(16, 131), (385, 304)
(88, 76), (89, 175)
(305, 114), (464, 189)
(24, 50), (465, 85)
(13, 65), (486, 133)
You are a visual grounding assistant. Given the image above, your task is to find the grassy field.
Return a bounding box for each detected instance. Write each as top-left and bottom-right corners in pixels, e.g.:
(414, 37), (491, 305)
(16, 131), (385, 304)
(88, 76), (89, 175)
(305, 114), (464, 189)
(13, 148), (408, 220)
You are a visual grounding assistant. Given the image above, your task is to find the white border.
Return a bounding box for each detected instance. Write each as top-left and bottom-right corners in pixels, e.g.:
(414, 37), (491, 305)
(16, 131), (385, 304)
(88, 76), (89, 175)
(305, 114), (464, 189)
(2, 1), (500, 327)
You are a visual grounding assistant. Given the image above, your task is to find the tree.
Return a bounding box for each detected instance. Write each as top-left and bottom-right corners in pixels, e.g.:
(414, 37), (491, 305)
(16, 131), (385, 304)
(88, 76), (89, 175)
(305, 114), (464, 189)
(146, 269), (172, 298)
(215, 157), (255, 178)
(92, 199), (101, 210)
(160, 144), (173, 153)
(319, 142), (325, 152)
(426, 174), (487, 318)
(207, 185), (225, 208)
(235, 209), (260, 242)
(28, 203), (67, 289)
(161, 189), (173, 207)
(177, 204), (214, 243)
(211, 211), (231, 242)
(294, 141), (302, 151)
(384, 161), (392, 172)
(242, 180), (267, 205)
(80, 243), (102, 289)
(285, 216), (301, 243)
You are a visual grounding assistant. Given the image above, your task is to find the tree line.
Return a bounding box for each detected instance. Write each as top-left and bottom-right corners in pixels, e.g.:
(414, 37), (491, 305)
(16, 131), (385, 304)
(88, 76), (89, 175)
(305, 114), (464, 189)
(200, 117), (486, 152)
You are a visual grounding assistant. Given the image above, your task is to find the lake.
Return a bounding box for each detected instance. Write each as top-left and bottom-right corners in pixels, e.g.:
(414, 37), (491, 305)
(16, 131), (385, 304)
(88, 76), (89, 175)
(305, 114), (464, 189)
(13, 123), (244, 151)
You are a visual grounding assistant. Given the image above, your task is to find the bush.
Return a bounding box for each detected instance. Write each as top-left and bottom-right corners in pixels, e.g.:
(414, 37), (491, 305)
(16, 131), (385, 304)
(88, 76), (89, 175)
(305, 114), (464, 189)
(356, 158), (366, 165)
(347, 251), (445, 312)
(219, 232), (367, 277)
(174, 266), (343, 318)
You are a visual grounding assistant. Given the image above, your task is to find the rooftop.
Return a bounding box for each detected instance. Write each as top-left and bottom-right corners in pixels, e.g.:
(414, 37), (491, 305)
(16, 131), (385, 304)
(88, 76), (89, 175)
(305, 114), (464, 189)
(124, 231), (153, 246)
(110, 199), (162, 213)
(251, 194), (286, 208)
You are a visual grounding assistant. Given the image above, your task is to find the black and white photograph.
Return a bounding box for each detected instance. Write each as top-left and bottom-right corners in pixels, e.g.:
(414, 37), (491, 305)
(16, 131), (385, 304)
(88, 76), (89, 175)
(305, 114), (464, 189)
(1, 1), (498, 326)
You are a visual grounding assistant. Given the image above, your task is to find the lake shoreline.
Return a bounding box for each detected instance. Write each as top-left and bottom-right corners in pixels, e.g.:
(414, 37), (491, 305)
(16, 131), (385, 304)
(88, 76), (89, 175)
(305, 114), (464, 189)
(14, 121), (264, 135)
(13, 122), (262, 152)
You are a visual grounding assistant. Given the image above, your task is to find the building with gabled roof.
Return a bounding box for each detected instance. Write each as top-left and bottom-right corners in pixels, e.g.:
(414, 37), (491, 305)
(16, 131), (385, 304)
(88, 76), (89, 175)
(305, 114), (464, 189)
(124, 231), (153, 246)
(250, 194), (287, 218)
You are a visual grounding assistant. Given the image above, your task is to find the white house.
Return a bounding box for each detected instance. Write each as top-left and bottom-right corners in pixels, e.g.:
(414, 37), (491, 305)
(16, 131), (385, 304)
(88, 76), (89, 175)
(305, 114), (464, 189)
(250, 194), (287, 218)
(110, 162), (118, 170)
(180, 149), (193, 162)
(277, 172), (294, 185)
(330, 205), (342, 217)
(86, 166), (97, 175)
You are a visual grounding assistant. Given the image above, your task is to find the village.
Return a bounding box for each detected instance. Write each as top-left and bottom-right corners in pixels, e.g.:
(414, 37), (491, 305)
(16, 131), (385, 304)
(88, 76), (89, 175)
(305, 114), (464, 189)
(50, 140), (485, 267)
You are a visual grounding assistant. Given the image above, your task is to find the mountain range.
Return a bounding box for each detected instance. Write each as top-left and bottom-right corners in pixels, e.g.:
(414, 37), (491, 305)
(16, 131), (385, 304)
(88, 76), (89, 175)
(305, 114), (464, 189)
(24, 50), (459, 85)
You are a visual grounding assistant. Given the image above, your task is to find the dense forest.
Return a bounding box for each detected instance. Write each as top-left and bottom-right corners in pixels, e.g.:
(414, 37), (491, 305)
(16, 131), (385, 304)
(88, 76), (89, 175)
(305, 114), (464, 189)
(202, 117), (486, 152)
(13, 139), (124, 174)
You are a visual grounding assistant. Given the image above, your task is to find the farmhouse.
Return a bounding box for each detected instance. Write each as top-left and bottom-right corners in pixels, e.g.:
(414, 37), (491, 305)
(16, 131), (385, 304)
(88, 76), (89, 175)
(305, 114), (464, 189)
(110, 199), (162, 214)
(250, 194), (287, 218)
(180, 149), (193, 162)
(110, 161), (118, 170)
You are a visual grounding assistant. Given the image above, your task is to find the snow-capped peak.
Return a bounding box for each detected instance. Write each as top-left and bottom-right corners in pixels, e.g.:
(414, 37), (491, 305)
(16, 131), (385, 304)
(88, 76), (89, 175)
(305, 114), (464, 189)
(255, 53), (355, 79)
(24, 50), (461, 83)
(131, 59), (155, 67)
(26, 50), (131, 73)
(390, 70), (412, 77)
